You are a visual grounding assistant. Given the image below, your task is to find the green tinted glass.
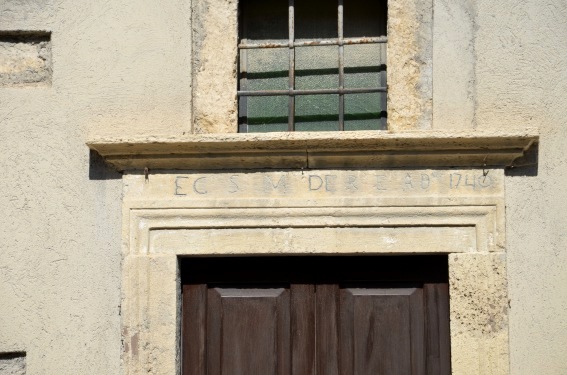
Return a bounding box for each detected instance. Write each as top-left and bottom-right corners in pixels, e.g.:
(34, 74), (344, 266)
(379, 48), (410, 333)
(343, 43), (386, 130)
(344, 93), (386, 131)
(296, 95), (339, 131)
(246, 96), (289, 132)
(296, 46), (339, 90)
(246, 48), (288, 91)
(344, 44), (386, 89)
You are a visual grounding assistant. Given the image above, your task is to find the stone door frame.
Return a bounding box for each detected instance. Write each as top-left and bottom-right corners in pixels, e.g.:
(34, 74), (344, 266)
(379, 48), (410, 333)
(120, 169), (510, 375)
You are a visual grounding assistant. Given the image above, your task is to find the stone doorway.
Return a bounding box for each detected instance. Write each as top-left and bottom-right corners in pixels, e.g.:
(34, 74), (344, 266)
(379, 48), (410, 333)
(120, 169), (509, 374)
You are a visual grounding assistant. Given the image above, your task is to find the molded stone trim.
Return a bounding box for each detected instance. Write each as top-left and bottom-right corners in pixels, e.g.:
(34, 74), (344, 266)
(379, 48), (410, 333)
(127, 205), (502, 257)
(88, 129), (538, 171)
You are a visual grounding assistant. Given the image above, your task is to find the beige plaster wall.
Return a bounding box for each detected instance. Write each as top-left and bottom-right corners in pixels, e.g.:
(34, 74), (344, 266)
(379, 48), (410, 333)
(434, 0), (567, 374)
(0, 0), (190, 373)
(0, 0), (566, 374)
(435, 0), (567, 372)
(474, 1), (567, 373)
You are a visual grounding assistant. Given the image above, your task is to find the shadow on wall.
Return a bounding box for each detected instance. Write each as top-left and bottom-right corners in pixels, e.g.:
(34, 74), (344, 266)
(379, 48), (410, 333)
(505, 143), (539, 177)
(89, 150), (122, 180)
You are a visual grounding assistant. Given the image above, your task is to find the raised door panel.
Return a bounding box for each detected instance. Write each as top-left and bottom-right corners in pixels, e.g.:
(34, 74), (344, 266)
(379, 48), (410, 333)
(340, 287), (425, 375)
(207, 287), (291, 375)
(423, 283), (451, 375)
(316, 285), (340, 375)
(290, 284), (316, 375)
(183, 284), (207, 375)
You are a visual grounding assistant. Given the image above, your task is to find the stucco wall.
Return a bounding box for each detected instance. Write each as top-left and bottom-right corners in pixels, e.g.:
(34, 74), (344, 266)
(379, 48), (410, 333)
(0, 0), (565, 374)
(435, 0), (567, 373)
(475, 1), (567, 373)
(437, 0), (567, 372)
(0, 0), (190, 373)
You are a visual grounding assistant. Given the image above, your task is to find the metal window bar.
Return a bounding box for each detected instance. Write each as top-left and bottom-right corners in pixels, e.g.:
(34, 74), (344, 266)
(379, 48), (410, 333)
(238, 87), (386, 96)
(238, 36), (387, 49)
(238, 0), (387, 132)
(288, 0), (295, 131)
(338, 0), (344, 130)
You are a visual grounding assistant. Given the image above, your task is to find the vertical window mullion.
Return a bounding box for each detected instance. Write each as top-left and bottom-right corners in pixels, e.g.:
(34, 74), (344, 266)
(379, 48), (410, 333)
(288, 0), (296, 131)
(338, 0), (345, 131)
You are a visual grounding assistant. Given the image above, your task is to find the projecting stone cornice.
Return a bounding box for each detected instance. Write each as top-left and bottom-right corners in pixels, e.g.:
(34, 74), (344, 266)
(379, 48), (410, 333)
(87, 129), (538, 171)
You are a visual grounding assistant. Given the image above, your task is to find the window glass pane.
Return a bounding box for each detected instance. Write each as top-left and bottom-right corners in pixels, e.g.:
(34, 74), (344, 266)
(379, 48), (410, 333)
(295, 0), (337, 40)
(240, 0), (288, 42)
(344, 44), (386, 89)
(344, 0), (387, 38)
(296, 46), (338, 90)
(344, 93), (386, 130)
(296, 95), (338, 131)
(239, 0), (388, 132)
(246, 48), (289, 91)
(246, 96), (288, 133)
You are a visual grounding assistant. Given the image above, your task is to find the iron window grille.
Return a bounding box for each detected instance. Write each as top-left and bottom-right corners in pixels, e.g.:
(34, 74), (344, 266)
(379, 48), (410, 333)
(238, 0), (387, 132)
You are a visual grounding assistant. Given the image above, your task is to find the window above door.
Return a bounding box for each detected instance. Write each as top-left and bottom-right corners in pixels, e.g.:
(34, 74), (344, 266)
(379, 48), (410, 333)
(87, 0), (538, 171)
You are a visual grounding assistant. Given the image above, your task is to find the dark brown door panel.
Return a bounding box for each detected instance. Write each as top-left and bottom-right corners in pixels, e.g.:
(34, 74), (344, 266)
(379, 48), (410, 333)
(207, 288), (290, 375)
(339, 288), (424, 375)
(181, 256), (450, 375)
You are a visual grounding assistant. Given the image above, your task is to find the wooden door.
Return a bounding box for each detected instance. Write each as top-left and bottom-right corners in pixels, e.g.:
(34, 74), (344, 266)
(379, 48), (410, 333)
(181, 256), (451, 375)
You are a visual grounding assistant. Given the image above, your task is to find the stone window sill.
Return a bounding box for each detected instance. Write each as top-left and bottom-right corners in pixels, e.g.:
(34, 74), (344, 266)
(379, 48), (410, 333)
(87, 129), (538, 171)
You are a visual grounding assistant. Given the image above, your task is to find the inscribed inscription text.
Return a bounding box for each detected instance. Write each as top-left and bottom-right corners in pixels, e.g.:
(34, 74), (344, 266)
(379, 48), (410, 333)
(170, 170), (497, 198)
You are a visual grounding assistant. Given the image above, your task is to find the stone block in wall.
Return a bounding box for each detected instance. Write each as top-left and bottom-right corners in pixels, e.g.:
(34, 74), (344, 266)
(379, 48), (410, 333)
(0, 31), (51, 87)
(0, 353), (26, 375)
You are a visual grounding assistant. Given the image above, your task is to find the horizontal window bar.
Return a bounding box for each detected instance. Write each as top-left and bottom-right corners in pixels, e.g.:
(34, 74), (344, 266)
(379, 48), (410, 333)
(239, 36), (387, 49)
(238, 87), (386, 97)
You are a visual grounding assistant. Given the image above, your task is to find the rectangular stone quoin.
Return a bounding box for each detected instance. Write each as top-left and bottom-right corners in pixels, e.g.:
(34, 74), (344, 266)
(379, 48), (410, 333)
(0, 31), (52, 87)
(449, 253), (510, 375)
(388, 0), (433, 130)
(191, 0), (238, 133)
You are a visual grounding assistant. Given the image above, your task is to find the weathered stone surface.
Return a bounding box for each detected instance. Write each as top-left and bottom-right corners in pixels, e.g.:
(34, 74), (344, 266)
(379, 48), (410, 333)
(388, 0), (433, 130)
(192, 0), (238, 133)
(121, 255), (179, 375)
(0, 353), (26, 375)
(0, 32), (51, 87)
(151, 226), (477, 255)
(125, 169), (504, 201)
(449, 253), (510, 375)
(87, 129), (538, 171)
(189, 0), (433, 133)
